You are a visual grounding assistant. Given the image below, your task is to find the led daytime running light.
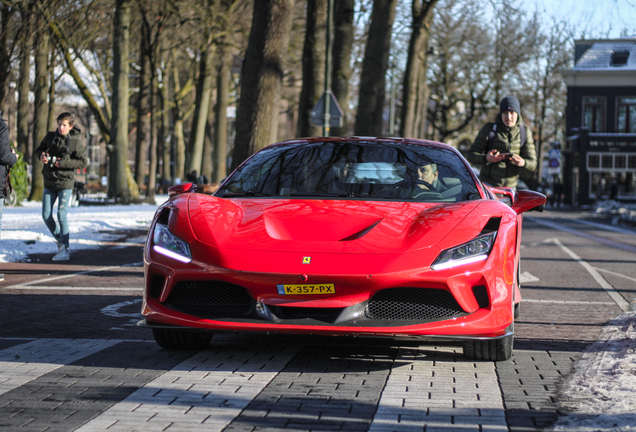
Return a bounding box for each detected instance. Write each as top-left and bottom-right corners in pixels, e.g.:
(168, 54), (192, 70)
(153, 224), (192, 263)
(432, 232), (497, 271)
(153, 245), (192, 263)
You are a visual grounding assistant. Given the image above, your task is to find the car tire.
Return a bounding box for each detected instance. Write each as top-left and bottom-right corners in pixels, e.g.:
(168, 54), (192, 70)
(152, 328), (212, 350)
(463, 324), (514, 362)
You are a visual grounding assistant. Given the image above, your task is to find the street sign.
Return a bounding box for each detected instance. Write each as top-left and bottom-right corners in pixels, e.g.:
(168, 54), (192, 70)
(310, 91), (344, 127)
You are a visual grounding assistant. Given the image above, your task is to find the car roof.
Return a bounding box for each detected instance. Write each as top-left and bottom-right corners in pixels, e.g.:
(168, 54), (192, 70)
(264, 136), (460, 154)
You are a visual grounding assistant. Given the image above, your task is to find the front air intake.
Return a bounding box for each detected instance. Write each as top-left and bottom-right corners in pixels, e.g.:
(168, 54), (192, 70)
(365, 288), (466, 321)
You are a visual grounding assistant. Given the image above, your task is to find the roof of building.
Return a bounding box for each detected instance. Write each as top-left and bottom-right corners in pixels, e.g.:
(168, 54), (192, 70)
(573, 38), (636, 71)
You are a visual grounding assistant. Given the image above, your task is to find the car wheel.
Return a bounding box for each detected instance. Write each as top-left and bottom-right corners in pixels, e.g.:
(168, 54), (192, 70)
(463, 324), (514, 362)
(152, 328), (212, 350)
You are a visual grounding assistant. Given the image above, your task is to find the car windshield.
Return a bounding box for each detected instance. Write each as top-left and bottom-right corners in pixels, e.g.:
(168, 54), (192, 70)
(217, 141), (480, 202)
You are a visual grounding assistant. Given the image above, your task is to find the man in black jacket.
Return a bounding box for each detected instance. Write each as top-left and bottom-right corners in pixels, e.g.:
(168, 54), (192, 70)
(34, 112), (88, 261)
(1, 114), (18, 280)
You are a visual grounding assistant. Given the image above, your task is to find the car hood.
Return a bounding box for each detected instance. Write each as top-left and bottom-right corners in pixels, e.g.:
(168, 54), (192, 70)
(187, 195), (483, 255)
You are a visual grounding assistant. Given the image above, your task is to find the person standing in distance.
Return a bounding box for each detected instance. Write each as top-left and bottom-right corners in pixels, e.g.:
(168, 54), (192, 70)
(35, 112), (88, 261)
(467, 96), (537, 189)
(0, 113), (19, 281)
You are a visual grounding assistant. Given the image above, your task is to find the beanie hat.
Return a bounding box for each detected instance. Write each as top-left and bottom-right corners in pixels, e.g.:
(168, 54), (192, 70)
(500, 96), (520, 115)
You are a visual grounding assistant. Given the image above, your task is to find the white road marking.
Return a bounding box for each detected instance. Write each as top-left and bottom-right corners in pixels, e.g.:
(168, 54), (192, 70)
(550, 238), (630, 312)
(593, 266), (636, 283)
(528, 217), (636, 254)
(0, 339), (121, 396)
(519, 271), (540, 283)
(523, 299), (616, 305)
(1, 286), (142, 291)
(101, 299), (143, 330)
(2, 263), (144, 291)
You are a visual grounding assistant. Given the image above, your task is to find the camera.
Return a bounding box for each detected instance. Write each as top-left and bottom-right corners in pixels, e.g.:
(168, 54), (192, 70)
(48, 156), (57, 168)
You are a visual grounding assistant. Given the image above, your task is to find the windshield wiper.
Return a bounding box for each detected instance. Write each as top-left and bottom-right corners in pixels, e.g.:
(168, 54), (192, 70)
(290, 192), (358, 198)
(221, 190), (271, 197)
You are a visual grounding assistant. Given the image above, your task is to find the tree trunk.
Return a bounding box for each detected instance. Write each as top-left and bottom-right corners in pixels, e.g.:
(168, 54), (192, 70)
(213, 47), (231, 183)
(0, 4), (15, 115)
(330, 0), (354, 137)
(201, 89), (214, 183)
(16, 0), (32, 158)
(354, 0), (398, 136)
(146, 55), (158, 202)
(400, 0), (437, 138)
(231, 0), (294, 171)
(47, 57), (56, 130)
(186, 42), (215, 177)
(134, 24), (149, 193)
(29, 14), (49, 202)
(109, 0), (132, 201)
(159, 52), (172, 185)
(297, 0), (326, 138)
(174, 116), (186, 181)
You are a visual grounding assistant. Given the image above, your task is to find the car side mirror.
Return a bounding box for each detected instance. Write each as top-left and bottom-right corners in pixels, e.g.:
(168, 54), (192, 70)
(511, 190), (546, 214)
(168, 182), (197, 197)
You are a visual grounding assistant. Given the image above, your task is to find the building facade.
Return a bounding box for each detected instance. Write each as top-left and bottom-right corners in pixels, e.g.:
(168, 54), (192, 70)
(563, 37), (636, 205)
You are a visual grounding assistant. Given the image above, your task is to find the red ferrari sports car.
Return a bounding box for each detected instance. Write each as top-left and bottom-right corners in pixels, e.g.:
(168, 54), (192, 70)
(140, 137), (545, 361)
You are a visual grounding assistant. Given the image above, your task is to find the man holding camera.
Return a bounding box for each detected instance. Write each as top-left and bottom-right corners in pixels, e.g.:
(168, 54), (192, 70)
(467, 96), (537, 189)
(35, 112), (88, 261)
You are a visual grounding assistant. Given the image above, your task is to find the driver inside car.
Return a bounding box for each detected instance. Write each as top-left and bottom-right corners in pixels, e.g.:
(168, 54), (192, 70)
(416, 162), (439, 191)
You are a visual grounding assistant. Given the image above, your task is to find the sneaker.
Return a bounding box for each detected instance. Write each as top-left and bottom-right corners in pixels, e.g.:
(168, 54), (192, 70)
(52, 246), (70, 261)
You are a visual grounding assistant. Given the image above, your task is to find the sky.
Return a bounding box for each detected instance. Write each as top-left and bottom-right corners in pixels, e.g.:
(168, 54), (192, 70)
(523, 0), (636, 39)
(1, 197), (636, 430)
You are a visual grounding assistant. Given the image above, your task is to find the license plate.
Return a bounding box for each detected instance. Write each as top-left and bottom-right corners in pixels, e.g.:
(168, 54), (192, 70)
(277, 284), (335, 295)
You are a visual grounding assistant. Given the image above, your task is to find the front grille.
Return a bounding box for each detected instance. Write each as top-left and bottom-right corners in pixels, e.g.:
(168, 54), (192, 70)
(165, 281), (254, 317)
(365, 288), (466, 321)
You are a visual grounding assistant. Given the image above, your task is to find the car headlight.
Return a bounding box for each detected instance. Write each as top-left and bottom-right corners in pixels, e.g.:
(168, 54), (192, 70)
(153, 224), (192, 263)
(431, 231), (497, 271)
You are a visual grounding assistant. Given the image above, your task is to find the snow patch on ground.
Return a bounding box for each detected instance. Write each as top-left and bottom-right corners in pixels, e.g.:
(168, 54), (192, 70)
(549, 306), (636, 432)
(0, 197), (164, 263)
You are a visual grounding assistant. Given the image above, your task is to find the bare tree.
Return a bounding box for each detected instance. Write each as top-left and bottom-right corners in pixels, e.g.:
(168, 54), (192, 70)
(16, 0), (33, 158)
(488, 1), (542, 103)
(399, 0), (438, 138)
(330, 0), (354, 137)
(521, 17), (572, 182)
(29, 11), (50, 202)
(0, 3), (18, 116)
(427, 0), (491, 141)
(354, 0), (398, 136)
(109, 0), (133, 201)
(213, 45), (231, 182)
(297, 0), (326, 138)
(231, 0), (295, 171)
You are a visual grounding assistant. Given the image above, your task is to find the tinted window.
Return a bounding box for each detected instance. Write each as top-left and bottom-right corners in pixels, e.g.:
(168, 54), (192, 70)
(217, 141), (479, 202)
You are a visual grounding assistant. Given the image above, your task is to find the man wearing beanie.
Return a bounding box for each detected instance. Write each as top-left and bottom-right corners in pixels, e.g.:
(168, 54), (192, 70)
(467, 96), (537, 188)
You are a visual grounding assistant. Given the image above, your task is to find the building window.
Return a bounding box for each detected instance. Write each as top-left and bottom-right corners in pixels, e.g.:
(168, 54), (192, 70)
(583, 97), (605, 132)
(611, 51), (629, 66)
(587, 152), (636, 172)
(617, 97), (636, 133)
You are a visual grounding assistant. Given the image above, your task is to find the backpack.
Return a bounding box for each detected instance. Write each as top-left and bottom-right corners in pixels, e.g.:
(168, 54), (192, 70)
(487, 123), (527, 152)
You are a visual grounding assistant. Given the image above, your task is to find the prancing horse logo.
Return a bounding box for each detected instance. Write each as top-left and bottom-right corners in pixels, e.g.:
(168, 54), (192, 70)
(302, 257), (311, 264)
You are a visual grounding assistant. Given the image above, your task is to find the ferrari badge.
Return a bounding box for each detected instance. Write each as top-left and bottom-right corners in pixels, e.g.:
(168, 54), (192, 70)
(302, 257), (311, 264)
